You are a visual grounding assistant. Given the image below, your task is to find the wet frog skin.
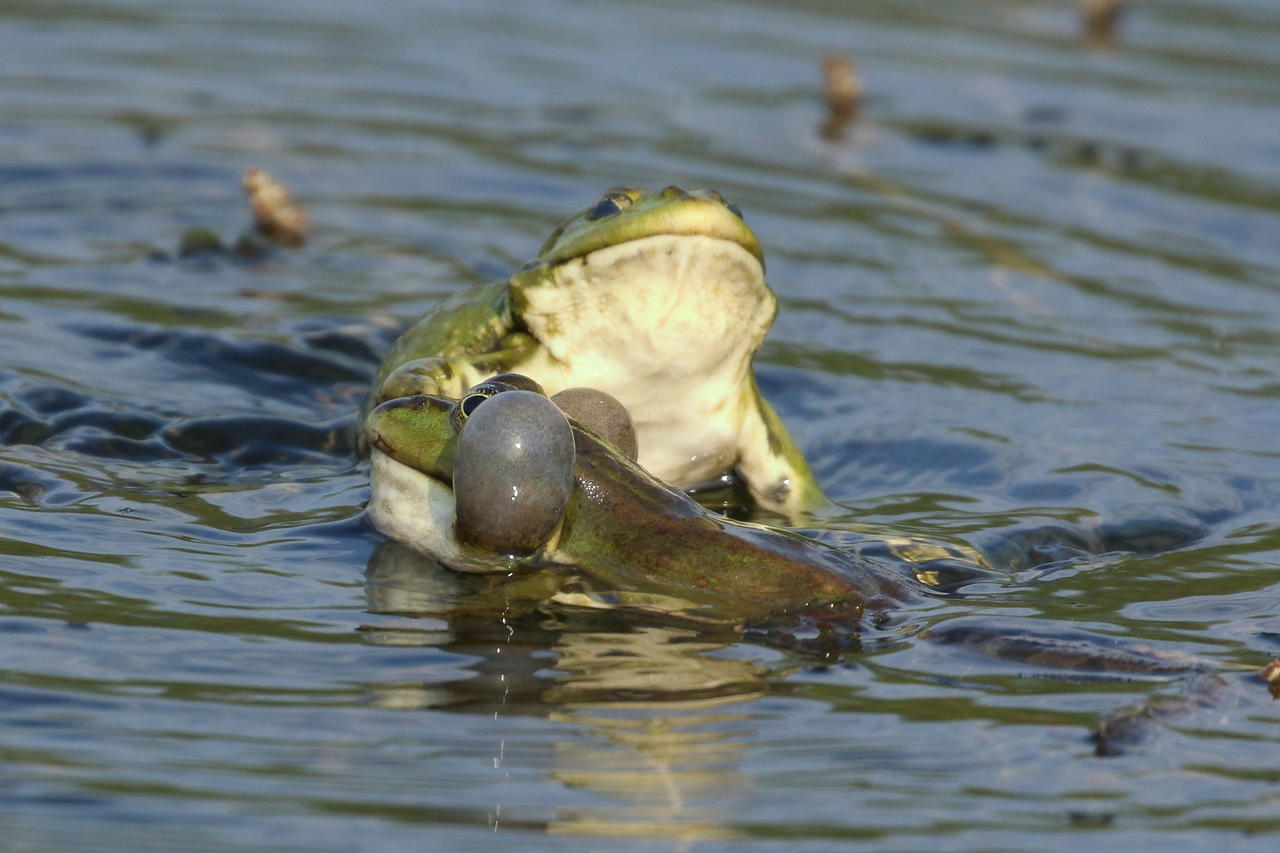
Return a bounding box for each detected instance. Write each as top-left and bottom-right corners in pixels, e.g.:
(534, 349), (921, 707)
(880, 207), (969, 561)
(364, 374), (1267, 752)
(365, 375), (909, 625)
(363, 187), (825, 516)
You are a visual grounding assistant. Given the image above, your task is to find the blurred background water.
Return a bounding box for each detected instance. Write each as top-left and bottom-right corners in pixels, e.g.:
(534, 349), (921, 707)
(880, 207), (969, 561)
(2, 0), (1279, 849)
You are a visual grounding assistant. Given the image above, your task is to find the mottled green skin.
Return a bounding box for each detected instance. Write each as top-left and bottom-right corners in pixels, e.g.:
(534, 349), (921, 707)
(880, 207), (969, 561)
(367, 388), (1226, 719)
(362, 186), (826, 516)
(366, 391), (911, 623)
(366, 280), (519, 405)
(555, 424), (910, 619)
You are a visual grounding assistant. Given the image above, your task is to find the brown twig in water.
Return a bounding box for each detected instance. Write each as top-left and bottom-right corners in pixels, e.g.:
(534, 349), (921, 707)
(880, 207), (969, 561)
(1262, 659), (1280, 699)
(242, 167), (309, 248)
(1079, 0), (1126, 46)
(819, 53), (861, 140)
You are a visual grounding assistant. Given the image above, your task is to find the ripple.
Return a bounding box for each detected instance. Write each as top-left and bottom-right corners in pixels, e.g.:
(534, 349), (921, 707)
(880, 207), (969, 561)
(3, 0), (1280, 848)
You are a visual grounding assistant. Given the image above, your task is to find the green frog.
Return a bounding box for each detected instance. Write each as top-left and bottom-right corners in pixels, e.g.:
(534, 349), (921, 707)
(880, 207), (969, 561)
(366, 377), (1263, 753)
(364, 186), (824, 516)
(365, 374), (911, 624)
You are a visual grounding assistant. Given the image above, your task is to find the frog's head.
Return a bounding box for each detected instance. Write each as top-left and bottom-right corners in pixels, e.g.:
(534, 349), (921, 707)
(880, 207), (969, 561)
(365, 373), (638, 569)
(508, 186), (776, 381)
(530, 186), (763, 268)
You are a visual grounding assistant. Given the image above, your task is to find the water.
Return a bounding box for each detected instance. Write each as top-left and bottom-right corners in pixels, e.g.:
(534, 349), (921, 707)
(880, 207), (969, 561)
(3, 0), (1279, 849)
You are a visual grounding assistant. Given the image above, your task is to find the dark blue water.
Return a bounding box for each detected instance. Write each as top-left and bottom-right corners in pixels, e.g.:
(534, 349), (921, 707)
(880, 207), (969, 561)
(3, 0), (1279, 849)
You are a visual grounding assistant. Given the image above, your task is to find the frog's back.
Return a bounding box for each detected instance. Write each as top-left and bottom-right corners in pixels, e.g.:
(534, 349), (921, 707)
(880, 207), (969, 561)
(558, 429), (916, 620)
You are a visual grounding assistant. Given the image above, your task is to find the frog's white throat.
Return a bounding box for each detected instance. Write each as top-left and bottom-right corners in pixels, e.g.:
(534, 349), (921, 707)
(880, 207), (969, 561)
(520, 234), (773, 379)
(515, 234), (774, 487)
(369, 449), (493, 572)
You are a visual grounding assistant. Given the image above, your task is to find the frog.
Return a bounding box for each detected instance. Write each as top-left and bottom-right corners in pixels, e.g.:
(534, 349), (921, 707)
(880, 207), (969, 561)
(365, 374), (1259, 752)
(365, 374), (911, 624)
(363, 186), (825, 517)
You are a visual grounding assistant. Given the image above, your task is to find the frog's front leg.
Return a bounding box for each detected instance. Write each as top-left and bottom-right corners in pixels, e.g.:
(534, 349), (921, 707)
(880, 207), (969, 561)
(734, 377), (831, 518)
(374, 356), (471, 404)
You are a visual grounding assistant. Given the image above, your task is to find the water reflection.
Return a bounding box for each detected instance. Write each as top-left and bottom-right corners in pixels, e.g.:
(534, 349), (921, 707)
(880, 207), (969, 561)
(4, 0), (1280, 845)
(363, 542), (761, 845)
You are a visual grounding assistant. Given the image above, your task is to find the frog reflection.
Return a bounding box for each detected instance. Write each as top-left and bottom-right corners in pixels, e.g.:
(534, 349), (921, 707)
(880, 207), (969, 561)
(363, 541), (760, 845)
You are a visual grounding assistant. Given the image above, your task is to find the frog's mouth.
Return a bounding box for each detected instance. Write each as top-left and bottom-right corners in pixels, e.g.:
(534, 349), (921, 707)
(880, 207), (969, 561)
(367, 447), (500, 572)
(365, 396), (479, 569)
(365, 394), (455, 479)
(367, 427), (447, 485)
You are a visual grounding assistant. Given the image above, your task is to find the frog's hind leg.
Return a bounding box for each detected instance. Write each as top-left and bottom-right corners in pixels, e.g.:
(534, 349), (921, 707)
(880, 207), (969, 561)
(922, 622), (1245, 756)
(1091, 670), (1227, 757)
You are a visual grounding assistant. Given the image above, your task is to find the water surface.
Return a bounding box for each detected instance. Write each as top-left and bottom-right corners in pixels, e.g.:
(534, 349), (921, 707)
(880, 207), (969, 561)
(3, 0), (1280, 849)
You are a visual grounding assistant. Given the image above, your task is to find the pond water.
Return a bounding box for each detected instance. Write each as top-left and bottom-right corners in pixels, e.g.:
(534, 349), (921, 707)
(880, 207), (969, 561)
(3, 0), (1280, 849)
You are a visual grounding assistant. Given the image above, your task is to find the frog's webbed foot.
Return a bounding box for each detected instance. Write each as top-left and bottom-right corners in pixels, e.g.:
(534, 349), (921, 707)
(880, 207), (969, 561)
(1093, 657), (1280, 755)
(924, 622), (1238, 756)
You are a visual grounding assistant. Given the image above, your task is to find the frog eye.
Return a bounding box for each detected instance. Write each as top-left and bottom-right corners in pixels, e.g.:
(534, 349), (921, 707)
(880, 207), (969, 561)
(453, 374), (548, 430)
(585, 189), (635, 221)
(460, 392), (488, 417)
(453, 389), (496, 430)
(700, 189), (745, 220)
(453, 390), (575, 555)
